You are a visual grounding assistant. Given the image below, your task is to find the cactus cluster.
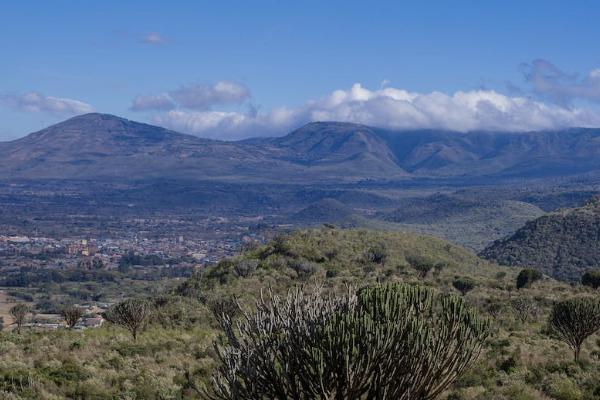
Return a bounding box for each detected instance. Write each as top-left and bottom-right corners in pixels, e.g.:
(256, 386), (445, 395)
(208, 284), (490, 399)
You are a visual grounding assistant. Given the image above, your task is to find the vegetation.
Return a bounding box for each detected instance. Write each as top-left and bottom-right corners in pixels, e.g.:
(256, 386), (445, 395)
(452, 277), (476, 295)
(105, 298), (151, 341)
(582, 270), (600, 289)
(510, 297), (538, 324)
(516, 268), (543, 289)
(60, 306), (84, 329)
(1, 228), (600, 398)
(209, 284), (489, 399)
(547, 297), (600, 362)
(481, 198), (600, 281)
(9, 303), (30, 334)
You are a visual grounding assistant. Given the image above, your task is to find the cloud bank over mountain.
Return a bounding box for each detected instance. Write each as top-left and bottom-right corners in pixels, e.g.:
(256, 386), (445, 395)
(148, 82), (600, 140)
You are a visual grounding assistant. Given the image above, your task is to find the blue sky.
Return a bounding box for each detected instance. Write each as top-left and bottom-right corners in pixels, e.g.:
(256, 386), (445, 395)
(2, 1), (600, 140)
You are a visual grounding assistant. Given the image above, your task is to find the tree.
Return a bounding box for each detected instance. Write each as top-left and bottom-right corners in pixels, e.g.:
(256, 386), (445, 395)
(288, 260), (320, 278)
(208, 284), (490, 400)
(485, 300), (503, 320)
(510, 297), (538, 323)
(106, 298), (151, 340)
(548, 297), (600, 362)
(432, 262), (447, 277)
(10, 303), (30, 334)
(407, 255), (435, 279)
(61, 306), (84, 329)
(516, 268), (542, 289)
(452, 277), (476, 296)
(364, 243), (388, 266)
(582, 270), (600, 289)
(233, 260), (258, 278)
(271, 235), (292, 256)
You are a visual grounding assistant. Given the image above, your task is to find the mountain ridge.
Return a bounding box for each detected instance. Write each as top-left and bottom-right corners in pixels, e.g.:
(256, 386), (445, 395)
(3, 113), (600, 182)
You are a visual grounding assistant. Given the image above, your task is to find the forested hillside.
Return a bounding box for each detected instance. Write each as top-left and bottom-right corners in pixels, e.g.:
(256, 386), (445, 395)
(481, 197), (600, 280)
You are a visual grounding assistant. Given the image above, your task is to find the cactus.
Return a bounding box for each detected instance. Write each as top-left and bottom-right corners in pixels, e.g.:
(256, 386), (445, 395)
(208, 284), (490, 399)
(548, 296), (600, 362)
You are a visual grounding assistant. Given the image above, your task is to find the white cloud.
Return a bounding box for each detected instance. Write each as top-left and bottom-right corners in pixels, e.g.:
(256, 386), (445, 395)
(169, 81), (250, 110)
(130, 93), (175, 111)
(142, 32), (168, 45)
(523, 59), (600, 106)
(151, 83), (600, 140)
(1, 92), (94, 115)
(130, 81), (251, 113)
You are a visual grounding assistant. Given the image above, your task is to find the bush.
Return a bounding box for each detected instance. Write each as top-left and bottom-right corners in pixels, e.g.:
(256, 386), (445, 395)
(543, 375), (583, 400)
(407, 255), (435, 278)
(516, 268), (542, 289)
(233, 260), (258, 278)
(364, 243), (388, 266)
(209, 284), (490, 399)
(288, 260), (320, 277)
(511, 297), (538, 323)
(581, 270), (600, 289)
(452, 277), (476, 296)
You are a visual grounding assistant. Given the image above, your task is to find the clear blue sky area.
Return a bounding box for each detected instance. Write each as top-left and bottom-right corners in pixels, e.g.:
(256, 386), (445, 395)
(1, 1), (599, 139)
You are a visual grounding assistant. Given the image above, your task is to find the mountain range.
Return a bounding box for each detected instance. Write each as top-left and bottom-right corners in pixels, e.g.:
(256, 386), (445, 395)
(3, 113), (600, 182)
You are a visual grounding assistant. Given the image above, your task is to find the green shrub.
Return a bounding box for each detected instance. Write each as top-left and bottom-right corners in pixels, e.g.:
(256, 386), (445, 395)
(581, 270), (600, 289)
(543, 375), (583, 400)
(516, 268), (542, 289)
(452, 277), (476, 295)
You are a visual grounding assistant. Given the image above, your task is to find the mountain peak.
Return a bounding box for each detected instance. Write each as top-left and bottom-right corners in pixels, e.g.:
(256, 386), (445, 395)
(20, 112), (190, 145)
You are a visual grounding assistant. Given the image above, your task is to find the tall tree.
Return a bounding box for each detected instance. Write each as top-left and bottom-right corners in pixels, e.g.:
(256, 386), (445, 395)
(548, 297), (600, 362)
(61, 306), (84, 329)
(10, 303), (30, 334)
(106, 298), (151, 340)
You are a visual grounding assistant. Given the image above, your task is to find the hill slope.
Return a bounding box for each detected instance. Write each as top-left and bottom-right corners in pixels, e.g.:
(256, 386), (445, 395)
(0, 113), (281, 181)
(3, 114), (600, 182)
(480, 197), (600, 280)
(377, 193), (546, 250)
(4, 228), (600, 399)
(177, 227), (498, 301)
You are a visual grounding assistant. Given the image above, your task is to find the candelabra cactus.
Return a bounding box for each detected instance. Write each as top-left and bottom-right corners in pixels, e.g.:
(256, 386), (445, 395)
(208, 283), (490, 399)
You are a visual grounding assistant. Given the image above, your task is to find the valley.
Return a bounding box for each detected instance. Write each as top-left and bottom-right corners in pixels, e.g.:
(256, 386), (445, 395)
(0, 114), (599, 399)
